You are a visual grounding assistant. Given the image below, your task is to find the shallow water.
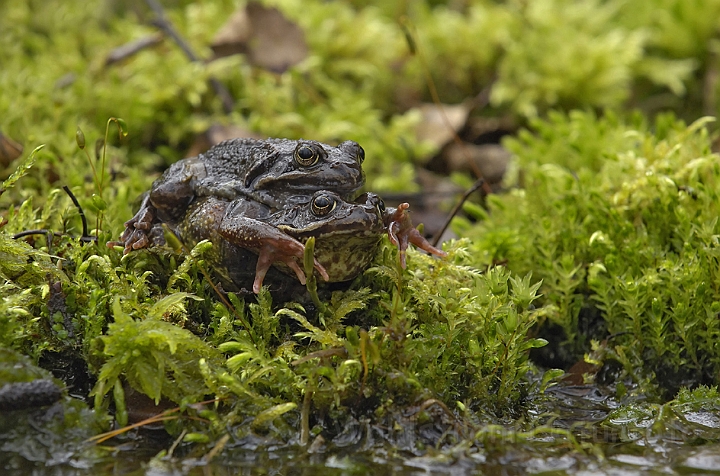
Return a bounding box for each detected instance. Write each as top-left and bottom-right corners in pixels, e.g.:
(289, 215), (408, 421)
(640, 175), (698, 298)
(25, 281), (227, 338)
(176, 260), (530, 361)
(4, 382), (720, 475)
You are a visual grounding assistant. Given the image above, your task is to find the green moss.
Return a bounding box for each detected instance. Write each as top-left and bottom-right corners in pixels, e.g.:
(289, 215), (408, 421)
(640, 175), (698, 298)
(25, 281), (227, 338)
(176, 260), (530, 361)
(1, 144), (546, 446)
(461, 111), (720, 392)
(3, 0), (720, 466)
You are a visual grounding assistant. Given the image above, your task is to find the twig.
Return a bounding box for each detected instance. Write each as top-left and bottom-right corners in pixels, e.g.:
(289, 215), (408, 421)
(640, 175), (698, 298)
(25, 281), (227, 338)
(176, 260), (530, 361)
(703, 37), (719, 117)
(12, 229), (96, 244)
(12, 229), (64, 240)
(63, 186), (90, 239)
(13, 187), (98, 245)
(86, 397), (221, 445)
(166, 429), (187, 458)
(203, 433), (230, 463)
(145, 0), (235, 114)
(431, 178), (485, 247)
(105, 35), (163, 66)
(414, 398), (465, 438)
(300, 389), (312, 446)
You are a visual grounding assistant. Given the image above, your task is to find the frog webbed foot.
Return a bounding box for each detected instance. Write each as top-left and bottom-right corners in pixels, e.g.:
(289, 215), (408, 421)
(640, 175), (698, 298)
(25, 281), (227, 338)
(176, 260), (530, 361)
(385, 203), (448, 268)
(253, 238), (329, 294)
(119, 196), (159, 254)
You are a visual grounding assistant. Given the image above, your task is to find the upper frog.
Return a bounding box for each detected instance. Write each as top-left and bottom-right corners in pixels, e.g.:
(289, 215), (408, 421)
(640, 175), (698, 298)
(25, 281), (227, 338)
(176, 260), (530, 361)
(120, 138), (365, 253)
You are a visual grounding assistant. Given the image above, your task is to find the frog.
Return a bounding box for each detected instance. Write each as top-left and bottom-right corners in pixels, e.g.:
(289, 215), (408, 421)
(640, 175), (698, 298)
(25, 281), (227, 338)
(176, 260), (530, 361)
(120, 138), (366, 254)
(171, 191), (446, 294)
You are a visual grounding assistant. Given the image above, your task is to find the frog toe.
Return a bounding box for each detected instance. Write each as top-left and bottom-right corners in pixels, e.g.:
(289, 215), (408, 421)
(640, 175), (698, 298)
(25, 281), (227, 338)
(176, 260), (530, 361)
(253, 248), (308, 293)
(384, 202), (446, 268)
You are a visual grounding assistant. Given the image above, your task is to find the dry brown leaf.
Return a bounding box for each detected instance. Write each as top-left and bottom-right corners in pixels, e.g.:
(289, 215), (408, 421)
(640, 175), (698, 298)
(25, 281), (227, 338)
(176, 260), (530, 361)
(211, 8), (252, 57)
(211, 2), (308, 73)
(0, 131), (23, 168)
(414, 102), (472, 150)
(562, 359), (601, 386)
(122, 382), (176, 425)
(443, 142), (511, 184)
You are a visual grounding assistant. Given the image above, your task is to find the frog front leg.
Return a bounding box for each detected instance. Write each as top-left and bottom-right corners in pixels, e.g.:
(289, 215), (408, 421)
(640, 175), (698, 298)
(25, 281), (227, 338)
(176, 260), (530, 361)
(218, 214), (330, 294)
(149, 158), (206, 223)
(119, 194), (159, 254)
(384, 203), (448, 268)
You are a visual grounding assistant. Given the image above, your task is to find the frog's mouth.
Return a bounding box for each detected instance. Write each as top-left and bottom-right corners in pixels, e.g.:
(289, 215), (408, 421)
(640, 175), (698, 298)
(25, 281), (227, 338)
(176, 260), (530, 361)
(254, 167), (366, 193)
(279, 204), (384, 238)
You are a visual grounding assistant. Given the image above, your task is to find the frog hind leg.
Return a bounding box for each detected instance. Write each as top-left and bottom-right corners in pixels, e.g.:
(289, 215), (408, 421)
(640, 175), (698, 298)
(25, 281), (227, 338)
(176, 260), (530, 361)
(218, 215), (329, 293)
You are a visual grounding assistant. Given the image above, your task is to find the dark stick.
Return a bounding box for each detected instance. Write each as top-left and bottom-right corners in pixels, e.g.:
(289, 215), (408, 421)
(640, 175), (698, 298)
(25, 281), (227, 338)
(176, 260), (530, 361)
(12, 230), (64, 240)
(105, 35), (163, 66)
(12, 229), (97, 243)
(12, 187), (97, 245)
(63, 186), (89, 238)
(431, 178), (486, 247)
(145, 0), (235, 114)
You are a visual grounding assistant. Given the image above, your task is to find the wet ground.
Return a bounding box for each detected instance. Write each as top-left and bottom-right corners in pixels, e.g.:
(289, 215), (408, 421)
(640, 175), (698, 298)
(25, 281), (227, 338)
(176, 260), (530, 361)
(4, 380), (720, 475)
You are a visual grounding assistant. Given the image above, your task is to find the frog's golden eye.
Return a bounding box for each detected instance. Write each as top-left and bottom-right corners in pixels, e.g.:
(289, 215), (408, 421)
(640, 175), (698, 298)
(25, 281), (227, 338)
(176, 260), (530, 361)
(312, 194), (337, 216)
(294, 144), (320, 166)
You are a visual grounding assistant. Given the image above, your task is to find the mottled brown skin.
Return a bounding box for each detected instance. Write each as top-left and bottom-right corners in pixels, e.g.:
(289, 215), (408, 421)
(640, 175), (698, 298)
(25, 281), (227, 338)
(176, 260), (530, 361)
(171, 191), (446, 293)
(120, 138), (365, 254)
(114, 138), (446, 294)
(176, 191), (387, 293)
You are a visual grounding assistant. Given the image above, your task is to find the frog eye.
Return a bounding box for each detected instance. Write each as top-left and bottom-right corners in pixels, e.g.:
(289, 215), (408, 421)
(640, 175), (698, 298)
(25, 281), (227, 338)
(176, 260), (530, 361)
(338, 140), (365, 165)
(376, 199), (386, 213)
(356, 146), (365, 164)
(311, 194), (337, 216)
(294, 144), (321, 167)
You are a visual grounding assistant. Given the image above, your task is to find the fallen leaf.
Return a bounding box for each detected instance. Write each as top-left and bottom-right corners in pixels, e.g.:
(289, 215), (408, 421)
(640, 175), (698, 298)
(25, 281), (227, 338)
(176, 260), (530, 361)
(211, 8), (252, 57)
(123, 381), (176, 425)
(414, 102), (472, 150)
(211, 2), (308, 73)
(562, 359), (601, 386)
(442, 142), (511, 184)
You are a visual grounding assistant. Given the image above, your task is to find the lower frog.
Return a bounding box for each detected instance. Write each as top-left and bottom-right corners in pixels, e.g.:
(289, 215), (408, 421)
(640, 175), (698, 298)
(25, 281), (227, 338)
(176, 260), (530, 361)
(169, 191), (446, 294)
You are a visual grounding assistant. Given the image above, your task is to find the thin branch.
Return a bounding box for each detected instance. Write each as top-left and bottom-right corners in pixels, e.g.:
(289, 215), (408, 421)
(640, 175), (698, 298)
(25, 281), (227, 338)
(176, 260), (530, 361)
(63, 185), (89, 238)
(145, 0), (235, 113)
(431, 178), (485, 247)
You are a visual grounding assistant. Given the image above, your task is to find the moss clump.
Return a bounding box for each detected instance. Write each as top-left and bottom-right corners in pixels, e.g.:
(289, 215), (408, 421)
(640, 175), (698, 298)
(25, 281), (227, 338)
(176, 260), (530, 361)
(459, 112), (720, 393)
(5, 0), (720, 469)
(1, 139), (548, 444)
